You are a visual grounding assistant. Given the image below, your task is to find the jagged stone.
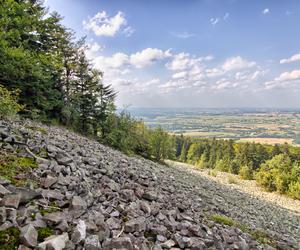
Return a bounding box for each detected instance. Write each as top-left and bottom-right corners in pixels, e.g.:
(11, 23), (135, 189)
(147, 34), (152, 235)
(0, 193), (20, 208)
(0, 184), (11, 197)
(84, 234), (101, 250)
(70, 195), (87, 210)
(36, 232), (69, 250)
(19, 224), (38, 247)
(142, 190), (158, 201)
(161, 239), (176, 248)
(0, 207), (6, 223)
(43, 212), (65, 225)
(71, 219), (86, 244)
(42, 190), (64, 201)
(103, 237), (134, 250)
(125, 217), (146, 233)
(41, 176), (57, 188)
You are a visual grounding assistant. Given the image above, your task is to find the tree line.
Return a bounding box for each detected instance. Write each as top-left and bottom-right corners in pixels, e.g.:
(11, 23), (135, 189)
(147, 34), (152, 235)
(0, 0), (175, 161)
(175, 136), (300, 199)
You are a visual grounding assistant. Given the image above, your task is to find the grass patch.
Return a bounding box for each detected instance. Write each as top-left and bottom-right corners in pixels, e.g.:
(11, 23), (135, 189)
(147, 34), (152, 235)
(0, 227), (20, 250)
(0, 151), (38, 186)
(211, 214), (277, 247)
(227, 176), (239, 184)
(37, 227), (54, 241)
(211, 214), (234, 226)
(208, 170), (217, 177)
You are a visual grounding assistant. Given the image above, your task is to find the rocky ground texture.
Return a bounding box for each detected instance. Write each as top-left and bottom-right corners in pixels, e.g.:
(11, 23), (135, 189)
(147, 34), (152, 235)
(0, 119), (299, 250)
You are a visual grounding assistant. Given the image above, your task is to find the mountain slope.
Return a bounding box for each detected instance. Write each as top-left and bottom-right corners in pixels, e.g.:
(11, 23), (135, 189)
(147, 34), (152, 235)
(0, 119), (299, 249)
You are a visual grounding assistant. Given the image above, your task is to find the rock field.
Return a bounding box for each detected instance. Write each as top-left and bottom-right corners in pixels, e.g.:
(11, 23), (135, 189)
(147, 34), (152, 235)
(0, 119), (299, 249)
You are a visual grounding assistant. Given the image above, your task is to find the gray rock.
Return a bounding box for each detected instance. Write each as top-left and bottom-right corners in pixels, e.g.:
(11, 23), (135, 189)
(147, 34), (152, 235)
(104, 237), (133, 250)
(0, 207), (6, 223)
(36, 232), (69, 250)
(124, 217), (146, 233)
(84, 235), (101, 250)
(70, 195), (87, 210)
(142, 190), (158, 201)
(19, 224), (38, 247)
(41, 176), (57, 188)
(0, 184), (11, 197)
(71, 219), (86, 244)
(161, 239), (176, 248)
(43, 212), (65, 225)
(42, 190), (64, 201)
(0, 193), (20, 208)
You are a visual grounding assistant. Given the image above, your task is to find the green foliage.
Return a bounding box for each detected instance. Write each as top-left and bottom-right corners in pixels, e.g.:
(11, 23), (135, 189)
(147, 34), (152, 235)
(211, 214), (234, 226)
(255, 154), (300, 197)
(0, 84), (23, 118)
(0, 227), (20, 250)
(239, 165), (254, 180)
(0, 151), (37, 186)
(38, 227), (54, 241)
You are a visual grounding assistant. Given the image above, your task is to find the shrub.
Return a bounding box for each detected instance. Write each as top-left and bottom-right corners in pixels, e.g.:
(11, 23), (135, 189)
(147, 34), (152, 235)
(239, 165), (253, 180)
(288, 181), (300, 199)
(0, 84), (23, 118)
(0, 227), (20, 250)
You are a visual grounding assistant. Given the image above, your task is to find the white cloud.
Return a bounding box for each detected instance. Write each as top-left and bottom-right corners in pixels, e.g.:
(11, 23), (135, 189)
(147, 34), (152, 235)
(222, 56), (256, 71)
(262, 8), (270, 15)
(85, 42), (103, 59)
(93, 52), (129, 71)
(210, 18), (219, 26)
(264, 70), (300, 89)
(170, 32), (195, 39)
(280, 53), (300, 64)
(172, 71), (188, 79)
(130, 48), (171, 68)
(275, 70), (300, 81)
(83, 11), (129, 37)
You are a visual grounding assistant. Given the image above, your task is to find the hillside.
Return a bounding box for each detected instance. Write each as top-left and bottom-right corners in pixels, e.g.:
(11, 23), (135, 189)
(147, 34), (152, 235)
(0, 119), (299, 249)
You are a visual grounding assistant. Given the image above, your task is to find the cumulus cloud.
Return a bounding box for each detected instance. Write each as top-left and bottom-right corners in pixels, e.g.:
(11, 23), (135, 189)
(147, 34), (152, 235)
(83, 11), (132, 37)
(262, 8), (270, 14)
(280, 53), (300, 64)
(166, 53), (212, 71)
(222, 56), (256, 71)
(275, 70), (300, 81)
(264, 70), (300, 89)
(85, 42), (103, 59)
(93, 52), (129, 71)
(130, 48), (171, 68)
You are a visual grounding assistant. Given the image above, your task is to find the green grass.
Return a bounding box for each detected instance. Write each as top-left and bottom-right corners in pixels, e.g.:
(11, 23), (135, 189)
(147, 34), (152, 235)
(211, 214), (277, 247)
(0, 227), (20, 250)
(37, 227), (54, 241)
(0, 151), (38, 186)
(208, 170), (217, 177)
(211, 214), (234, 226)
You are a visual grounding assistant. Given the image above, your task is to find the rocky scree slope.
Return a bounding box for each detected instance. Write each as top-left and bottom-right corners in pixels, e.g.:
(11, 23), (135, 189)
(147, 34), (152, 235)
(0, 119), (299, 250)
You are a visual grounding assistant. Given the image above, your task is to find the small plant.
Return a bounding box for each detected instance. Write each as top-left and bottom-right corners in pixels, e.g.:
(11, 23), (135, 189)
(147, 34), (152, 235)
(208, 170), (217, 177)
(0, 227), (20, 250)
(211, 214), (234, 226)
(0, 152), (38, 186)
(227, 176), (239, 184)
(38, 227), (54, 241)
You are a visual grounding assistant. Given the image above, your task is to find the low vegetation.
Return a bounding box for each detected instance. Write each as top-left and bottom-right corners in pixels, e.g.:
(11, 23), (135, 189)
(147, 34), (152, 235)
(0, 227), (20, 250)
(0, 151), (37, 186)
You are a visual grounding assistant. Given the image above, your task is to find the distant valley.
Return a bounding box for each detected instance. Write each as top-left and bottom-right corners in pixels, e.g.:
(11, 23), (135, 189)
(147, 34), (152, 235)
(129, 108), (300, 146)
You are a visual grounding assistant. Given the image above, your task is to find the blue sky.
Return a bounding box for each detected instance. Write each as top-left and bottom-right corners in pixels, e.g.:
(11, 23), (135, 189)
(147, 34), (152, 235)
(46, 0), (300, 108)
